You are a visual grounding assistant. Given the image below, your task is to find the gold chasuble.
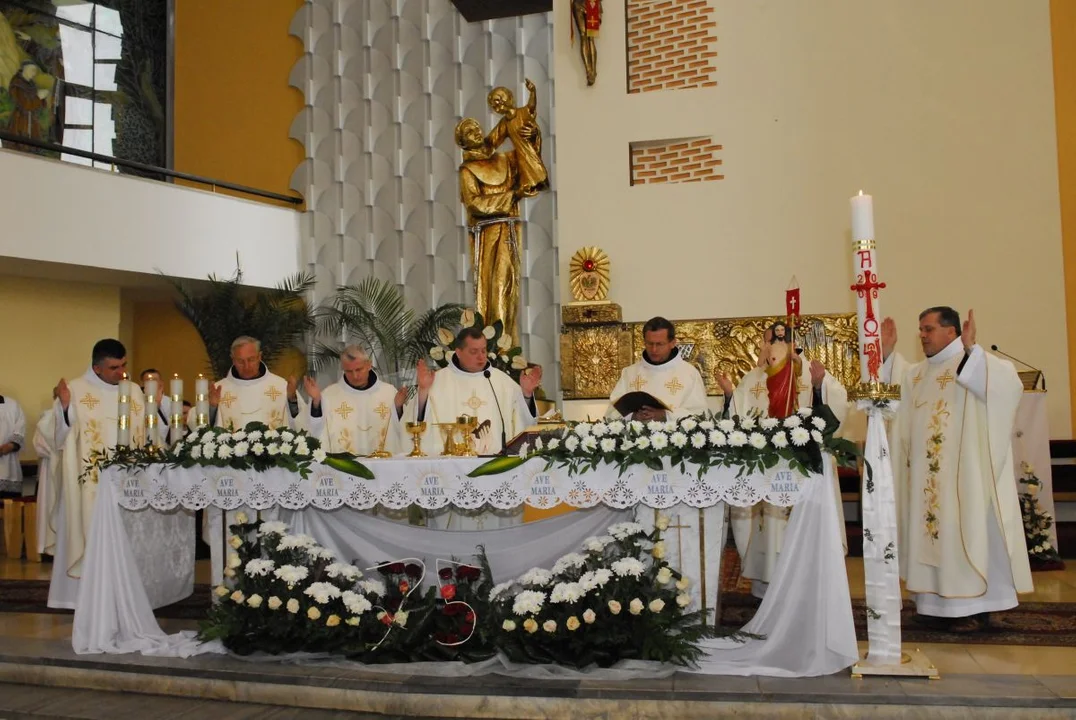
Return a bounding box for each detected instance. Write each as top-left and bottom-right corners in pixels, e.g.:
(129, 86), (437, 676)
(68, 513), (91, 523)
(314, 375), (402, 456)
(56, 369), (145, 578)
(891, 339), (1032, 614)
(729, 361), (849, 593)
(606, 349), (708, 420)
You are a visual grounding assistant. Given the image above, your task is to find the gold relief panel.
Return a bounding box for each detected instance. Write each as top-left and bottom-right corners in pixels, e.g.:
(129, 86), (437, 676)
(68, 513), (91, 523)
(561, 313), (860, 400)
(561, 301), (623, 326)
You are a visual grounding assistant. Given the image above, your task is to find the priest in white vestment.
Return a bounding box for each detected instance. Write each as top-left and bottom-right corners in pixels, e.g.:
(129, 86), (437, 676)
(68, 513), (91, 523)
(32, 409), (59, 556)
(886, 307), (1032, 629)
(194, 336), (307, 581)
(718, 321), (849, 598)
(410, 326), (541, 529)
(607, 317), (708, 421)
(48, 339), (145, 607)
(0, 392), (25, 494)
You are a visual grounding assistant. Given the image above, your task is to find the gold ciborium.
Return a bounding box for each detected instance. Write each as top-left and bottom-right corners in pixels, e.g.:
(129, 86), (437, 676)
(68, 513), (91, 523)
(435, 422), (461, 456)
(406, 421), (427, 457)
(455, 415), (479, 457)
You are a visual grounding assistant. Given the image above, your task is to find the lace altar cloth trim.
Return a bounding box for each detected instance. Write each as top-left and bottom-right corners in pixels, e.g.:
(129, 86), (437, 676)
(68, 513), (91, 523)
(104, 459), (814, 512)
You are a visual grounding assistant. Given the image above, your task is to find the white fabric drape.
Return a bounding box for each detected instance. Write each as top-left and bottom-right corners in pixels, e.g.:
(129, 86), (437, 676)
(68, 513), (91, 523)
(1013, 392), (1058, 548)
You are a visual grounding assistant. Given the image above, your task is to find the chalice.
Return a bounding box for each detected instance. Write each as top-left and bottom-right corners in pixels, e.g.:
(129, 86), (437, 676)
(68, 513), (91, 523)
(406, 421), (427, 457)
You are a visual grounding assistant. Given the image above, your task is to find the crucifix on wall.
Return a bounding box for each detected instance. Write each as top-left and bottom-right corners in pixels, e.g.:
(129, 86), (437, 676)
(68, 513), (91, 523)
(570, 0), (602, 85)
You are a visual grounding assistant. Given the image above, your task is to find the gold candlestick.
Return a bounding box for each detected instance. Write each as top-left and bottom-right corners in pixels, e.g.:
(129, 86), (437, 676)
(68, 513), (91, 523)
(406, 422), (427, 457)
(367, 423), (393, 459)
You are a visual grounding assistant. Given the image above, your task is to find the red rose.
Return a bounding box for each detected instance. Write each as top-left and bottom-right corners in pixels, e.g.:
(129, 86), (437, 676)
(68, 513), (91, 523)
(441, 584), (457, 600)
(399, 580), (410, 594)
(379, 612), (394, 626)
(405, 563), (423, 579)
(457, 565), (482, 581)
(384, 562), (405, 575)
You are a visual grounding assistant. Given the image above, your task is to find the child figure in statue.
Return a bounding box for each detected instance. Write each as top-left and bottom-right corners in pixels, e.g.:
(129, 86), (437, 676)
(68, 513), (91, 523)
(486, 80), (549, 198)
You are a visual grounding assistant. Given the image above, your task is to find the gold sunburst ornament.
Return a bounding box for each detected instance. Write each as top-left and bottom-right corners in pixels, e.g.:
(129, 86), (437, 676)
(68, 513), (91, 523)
(569, 247), (611, 302)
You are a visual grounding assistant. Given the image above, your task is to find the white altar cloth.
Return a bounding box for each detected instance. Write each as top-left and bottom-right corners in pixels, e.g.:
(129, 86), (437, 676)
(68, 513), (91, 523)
(74, 458), (857, 677)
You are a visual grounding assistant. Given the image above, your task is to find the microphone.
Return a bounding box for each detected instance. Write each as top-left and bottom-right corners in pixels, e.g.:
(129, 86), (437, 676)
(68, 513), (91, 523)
(990, 345), (1046, 391)
(484, 369), (508, 453)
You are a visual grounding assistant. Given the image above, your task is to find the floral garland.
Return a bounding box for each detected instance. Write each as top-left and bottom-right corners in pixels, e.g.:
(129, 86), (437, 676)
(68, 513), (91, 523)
(473, 405), (857, 479)
(427, 309), (529, 381)
(488, 516), (736, 668)
(1019, 462), (1064, 569)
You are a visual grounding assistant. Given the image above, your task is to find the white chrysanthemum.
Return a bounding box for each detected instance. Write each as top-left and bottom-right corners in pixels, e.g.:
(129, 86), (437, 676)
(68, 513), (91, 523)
(646, 420), (665, 433)
(552, 553), (588, 574)
(326, 562), (362, 581)
(251, 442), (265, 456)
(519, 567), (554, 587)
(258, 520), (288, 536)
(663, 420), (677, 433)
(247, 430), (263, 442)
(634, 436), (651, 450)
(811, 416), (827, 431)
(217, 444), (234, 460)
(629, 420), (644, 434)
(699, 419), (715, 431)
(359, 578), (387, 597)
(547, 438), (561, 451)
(709, 430), (727, 447)
(680, 417), (698, 432)
(783, 415), (802, 428)
(512, 589), (547, 616)
(267, 444), (280, 456)
(313, 449), (327, 463)
(611, 557), (646, 578)
(760, 417), (779, 431)
(591, 421), (609, 437)
(264, 429), (280, 440)
(279, 442), (294, 456)
(216, 433), (233, 445)
(581, 435), (598, 452)
(771, 431), (789, 449)
(811, 429), (824, 444)
(244, 559), (275, 577)
(729, 431), (748, 447)
(582, 535), (614, 553)
(650, 432), (668, 450)
(550, 581), (585, 604)
(578, 568), (613, 591)
(620, 439), (636, 451)
(281, 430), (295, 443)
(308, 546), (336, 561)
(190, 445), (202, 459)
(202, 442), (217, 459)
(790, 427), (811, 446)
(277, 533), (317, 550)
(608, 420), (625, 434)
(749, 432), (767, 449)
(489, 581), (514, 602)
(232, 430), (247, 442)
(274, 564), (309, 587)
(608, 522), (646, 539)
(740, 416), (757, 431)
(295, 443), (310, 457)
(518, 442), (530, 457)
(341, 590), (373, 615)
(718, 419), (736, 433)
(233, 441), (250, 458)
(564, 436), (580, 452)
(574, 422), (593, 438)
(600, 438), (616, 453)
(303, 582), (342, 604)
(690, 432), (707, 449)
(798, 406), (813, 418)
(670, 431), (688, 448)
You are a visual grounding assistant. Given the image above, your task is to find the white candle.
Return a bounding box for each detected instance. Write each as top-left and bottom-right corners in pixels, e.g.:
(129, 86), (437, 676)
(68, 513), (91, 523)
(850, 190), (874, 242)
(144, 379), (159, 446)
(117, 375), (132, 447)
(170, 374), (185, 442)
(195, 374), (210, 428)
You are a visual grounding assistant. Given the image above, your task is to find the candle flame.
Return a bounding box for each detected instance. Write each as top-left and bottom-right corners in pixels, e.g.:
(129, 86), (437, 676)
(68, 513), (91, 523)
(858, 190), (863, 196)
(197, 373), (205, 378)
(173, 373), (180, 378)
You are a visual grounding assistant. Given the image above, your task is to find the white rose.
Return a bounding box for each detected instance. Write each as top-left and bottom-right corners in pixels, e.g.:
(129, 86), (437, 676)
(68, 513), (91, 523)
(227, 552), (242, 569)
(676, 593), (691, 607)
(232, 430), (247, 441)
(235, 511), (249, 525)
(629, 420), (644, 434)
(676, 576), (691, 591)
(268, 596), (283, 610)
(655, 515), (670, 531)
(213, 585), (229, 598)
(247, 594), (263, 609)
(502, 619), (517, 631)
(581, 435), (598, 452)
(699, 420), (715, 431)
(542, 619), (557, 633)
(583, 608), (597, 624)
(620, 439), (635, 451)
(648, 598), (665, 613)
(230, 590), (245, 604)
(394, 610), (409, 627)
(656, 566), (673, 584)
(652, 541), (666, 560)
(286, 598), (300, 614)
(629, 598), (644, 615)
(295, 443), (310, 457)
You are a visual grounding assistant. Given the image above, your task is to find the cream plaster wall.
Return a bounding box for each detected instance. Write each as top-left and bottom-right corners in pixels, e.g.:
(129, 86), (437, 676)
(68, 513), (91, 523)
(553, 0), (1069, 435)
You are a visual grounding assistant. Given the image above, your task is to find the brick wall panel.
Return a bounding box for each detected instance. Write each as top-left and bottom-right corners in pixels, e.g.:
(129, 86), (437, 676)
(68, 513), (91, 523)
(627, 0), (717, 93)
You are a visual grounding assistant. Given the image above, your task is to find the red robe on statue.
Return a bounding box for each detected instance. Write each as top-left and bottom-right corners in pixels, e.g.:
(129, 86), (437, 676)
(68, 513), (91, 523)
(765, 354), (800, 420)
(584, 0), (601, 35)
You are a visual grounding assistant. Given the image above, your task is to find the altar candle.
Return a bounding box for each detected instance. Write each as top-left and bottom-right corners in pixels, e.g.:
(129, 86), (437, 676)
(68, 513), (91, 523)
(195, 374), (210, 428)
(170, 374), (185, 442)
(849, 191), (886, 383)
(144, 378), (159, 446)
(851, 190), (874, 242)
(117, 374), (132, 447)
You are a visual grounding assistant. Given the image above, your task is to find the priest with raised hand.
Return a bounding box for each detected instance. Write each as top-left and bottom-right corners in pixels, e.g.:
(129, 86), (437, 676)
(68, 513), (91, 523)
(887, 307), (1032, 631)
(716, 321), (849, 598)
(607, 317), (707, 421)
(410, 326), (540, 529)
(48, 339), (145, 608)
(307, 345), (407, 456)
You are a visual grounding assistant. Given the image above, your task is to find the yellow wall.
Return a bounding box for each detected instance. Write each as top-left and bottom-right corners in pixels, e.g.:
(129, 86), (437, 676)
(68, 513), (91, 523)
(0, 277), (122, 460)
(173, 0), (305, 206)
(1054, 0), (1076, 431)
(129, 301), (211, 400)
(554, 0), (1071, 436)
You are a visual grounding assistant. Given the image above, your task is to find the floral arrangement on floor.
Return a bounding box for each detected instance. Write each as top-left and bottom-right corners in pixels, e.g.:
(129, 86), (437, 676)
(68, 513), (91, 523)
(84, 420), (374, 482)
(426, 308), (529, 381)
(1019, 462), (1065, 570)
(486, 517), (731, 668)
(471, 406), (858, 479)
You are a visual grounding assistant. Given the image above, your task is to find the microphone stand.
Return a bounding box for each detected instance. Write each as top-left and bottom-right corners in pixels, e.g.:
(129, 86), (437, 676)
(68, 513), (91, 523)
(484, 368), (508, 452)
(990, 345), (1046, 391)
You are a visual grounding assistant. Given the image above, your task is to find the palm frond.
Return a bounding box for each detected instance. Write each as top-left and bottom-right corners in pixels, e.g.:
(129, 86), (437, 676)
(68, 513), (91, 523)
(404, 303), (465, 368)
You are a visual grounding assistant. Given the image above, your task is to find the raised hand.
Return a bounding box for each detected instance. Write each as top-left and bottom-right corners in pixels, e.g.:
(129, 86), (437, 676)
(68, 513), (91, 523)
(881, 317), (897, 360)
(524, 78), (536, 94)
(303, 376), (322, 406)
(809, 359), (827, 388)
(54, 378), (70, 410)
(286, 376), (299, 402)
(519, 364), (543, 398)
(394, 386), (409, 416)
(962, 309), (977, 351)
(208, 382), (222, 408)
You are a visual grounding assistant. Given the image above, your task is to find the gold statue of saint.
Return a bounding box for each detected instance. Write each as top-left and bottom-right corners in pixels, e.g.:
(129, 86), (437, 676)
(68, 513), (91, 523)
(457, 82), (548, 340)
(570, 0), (602, 86)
